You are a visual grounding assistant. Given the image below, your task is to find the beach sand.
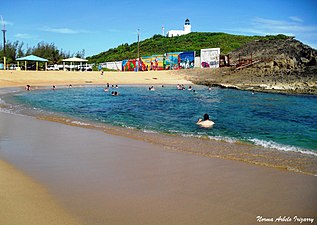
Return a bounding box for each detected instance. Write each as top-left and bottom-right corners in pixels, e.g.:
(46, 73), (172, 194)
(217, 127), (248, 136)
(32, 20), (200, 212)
(0, 70), (192, 87)
(0, 159), (81, 225)
(0, 71), (316, 224)
(0, 112), (316, 225)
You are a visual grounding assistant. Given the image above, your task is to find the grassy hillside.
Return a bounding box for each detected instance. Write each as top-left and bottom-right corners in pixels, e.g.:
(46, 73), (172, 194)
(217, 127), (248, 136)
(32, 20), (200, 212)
(87, 32), (289, 64)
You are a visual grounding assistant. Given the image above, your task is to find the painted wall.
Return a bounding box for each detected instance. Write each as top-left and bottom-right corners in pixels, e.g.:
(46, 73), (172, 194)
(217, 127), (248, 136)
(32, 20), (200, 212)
(179, 51), (195, 69)
(165, 52), (182, 70)
(200, 48), (220, 68)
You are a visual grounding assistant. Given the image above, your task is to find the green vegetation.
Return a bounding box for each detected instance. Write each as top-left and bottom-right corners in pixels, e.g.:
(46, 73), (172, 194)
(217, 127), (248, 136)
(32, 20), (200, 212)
(0, 41), (85, 64)
(87, 32), (290, 64)
(0, 33), (290, 65)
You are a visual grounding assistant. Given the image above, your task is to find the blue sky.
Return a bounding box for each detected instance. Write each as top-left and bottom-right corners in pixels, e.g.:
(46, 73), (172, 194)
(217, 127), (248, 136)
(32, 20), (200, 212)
(2, 0), (317, 57)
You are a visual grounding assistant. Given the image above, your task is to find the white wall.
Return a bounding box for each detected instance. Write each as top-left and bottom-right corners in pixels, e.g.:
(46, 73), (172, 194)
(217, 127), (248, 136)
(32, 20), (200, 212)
(200, 48), (220, 68)
(101, 61), (122, 71)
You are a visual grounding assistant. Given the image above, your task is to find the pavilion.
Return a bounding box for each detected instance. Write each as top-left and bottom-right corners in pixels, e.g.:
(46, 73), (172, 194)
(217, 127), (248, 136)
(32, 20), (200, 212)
(62, 57), (88, 71)
(16, 55), (48, 71)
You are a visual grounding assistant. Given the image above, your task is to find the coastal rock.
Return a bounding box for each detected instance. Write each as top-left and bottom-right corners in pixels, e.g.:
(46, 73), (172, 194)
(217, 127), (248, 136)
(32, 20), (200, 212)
(177, 38), (317, 95)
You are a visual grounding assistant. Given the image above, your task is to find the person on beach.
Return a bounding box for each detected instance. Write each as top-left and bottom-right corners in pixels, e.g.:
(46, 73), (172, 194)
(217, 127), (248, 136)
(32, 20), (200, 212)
(25, 85), (31, 91)
(52, 85), (56, 90)
(196, 113), (214, 128)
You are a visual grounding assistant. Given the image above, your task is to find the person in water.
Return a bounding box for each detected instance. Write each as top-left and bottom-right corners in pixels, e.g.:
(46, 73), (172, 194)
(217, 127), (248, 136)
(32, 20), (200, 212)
(196, 113), (215, 128)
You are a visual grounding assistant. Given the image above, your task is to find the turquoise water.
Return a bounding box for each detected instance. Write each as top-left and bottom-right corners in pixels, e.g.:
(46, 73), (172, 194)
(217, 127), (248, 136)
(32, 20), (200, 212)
(6, 85), (317, 154)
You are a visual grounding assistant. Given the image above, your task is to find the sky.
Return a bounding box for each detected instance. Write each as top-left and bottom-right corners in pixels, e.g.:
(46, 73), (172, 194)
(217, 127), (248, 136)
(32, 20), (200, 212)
(1, 0), (317, 57)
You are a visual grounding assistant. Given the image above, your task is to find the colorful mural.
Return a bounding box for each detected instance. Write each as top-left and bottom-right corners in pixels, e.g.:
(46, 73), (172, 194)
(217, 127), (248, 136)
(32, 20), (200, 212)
(200, 48), (220, 68)
(165, 52), (182, 70)
(179, 51), (195, 69)
(122, 59), (137, 71)
(151, 55), (165, 70)
(112, 48), (220, 72)
(140, 56), (152, 71)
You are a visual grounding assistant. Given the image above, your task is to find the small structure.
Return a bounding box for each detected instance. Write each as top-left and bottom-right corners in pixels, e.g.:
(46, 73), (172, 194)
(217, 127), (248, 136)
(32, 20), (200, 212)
(62, 57), (88, 71)
(166, 19), (191, 37)
(201, 48), (220, 68)
(16, 55), (48, 71)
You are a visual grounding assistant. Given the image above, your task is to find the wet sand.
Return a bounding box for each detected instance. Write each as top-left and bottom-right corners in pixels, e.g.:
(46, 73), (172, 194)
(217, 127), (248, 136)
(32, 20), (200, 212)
(0, 158), (81, 225)
(0, 112), (316, 225)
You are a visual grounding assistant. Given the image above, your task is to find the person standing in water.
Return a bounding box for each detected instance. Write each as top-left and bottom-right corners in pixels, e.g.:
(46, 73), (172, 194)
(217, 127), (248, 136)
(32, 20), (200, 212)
(196, 114), (215, 128)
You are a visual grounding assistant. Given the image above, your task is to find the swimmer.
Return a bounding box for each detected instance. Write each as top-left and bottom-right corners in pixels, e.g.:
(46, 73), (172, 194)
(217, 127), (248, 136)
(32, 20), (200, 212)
(196, 113), (215, 128)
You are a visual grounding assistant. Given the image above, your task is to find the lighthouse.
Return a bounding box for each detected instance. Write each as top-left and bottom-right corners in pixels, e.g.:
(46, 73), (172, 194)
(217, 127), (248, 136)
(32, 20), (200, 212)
(184, 18), (191, 33)
(166, 18), (192, 37)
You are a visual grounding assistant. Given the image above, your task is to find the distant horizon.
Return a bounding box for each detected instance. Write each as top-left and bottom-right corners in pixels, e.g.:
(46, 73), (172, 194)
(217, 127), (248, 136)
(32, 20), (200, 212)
(2, 0), (317, 57)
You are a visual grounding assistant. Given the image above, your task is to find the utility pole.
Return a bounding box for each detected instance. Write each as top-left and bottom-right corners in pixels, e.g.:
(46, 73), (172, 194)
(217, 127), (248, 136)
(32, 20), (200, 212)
(137, 28), (140, 72)
(1, 16), (6, 70)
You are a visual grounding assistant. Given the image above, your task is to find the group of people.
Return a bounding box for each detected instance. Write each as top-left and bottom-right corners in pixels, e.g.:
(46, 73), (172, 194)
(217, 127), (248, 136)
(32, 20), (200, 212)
(177, 84), (195, 92)
(104, 83), (120, 96)
(24, 83), (214, 128)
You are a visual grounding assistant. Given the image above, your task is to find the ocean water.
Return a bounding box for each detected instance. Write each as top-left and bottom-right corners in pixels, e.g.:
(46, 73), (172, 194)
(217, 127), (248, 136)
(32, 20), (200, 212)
(3, 85), (317, 155)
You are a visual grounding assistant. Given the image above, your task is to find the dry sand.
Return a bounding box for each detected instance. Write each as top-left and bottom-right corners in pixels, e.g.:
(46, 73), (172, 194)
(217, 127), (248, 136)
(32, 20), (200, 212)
(0, 71), (316, 224)
(0, 70), (192, 87)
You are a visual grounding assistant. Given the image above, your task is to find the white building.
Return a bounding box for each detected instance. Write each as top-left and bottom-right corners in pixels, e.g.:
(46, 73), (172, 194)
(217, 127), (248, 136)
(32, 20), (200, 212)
(166, 19), (191, 37)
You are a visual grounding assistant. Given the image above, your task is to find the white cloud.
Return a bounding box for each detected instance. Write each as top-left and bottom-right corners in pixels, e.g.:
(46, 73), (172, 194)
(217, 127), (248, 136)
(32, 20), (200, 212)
(289, 16), (303, 23)
(230, 16), (317, 37)
(14, 33), (35, 39)
(107, 28), (120, 33)
(42, 27), (86, 34)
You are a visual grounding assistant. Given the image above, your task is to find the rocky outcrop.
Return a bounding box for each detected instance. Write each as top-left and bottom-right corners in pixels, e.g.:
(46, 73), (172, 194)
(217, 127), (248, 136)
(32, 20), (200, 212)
(175, 37), (317, 95)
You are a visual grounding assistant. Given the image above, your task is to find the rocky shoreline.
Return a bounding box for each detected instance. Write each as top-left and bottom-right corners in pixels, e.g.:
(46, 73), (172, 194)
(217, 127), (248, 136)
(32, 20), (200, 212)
(175, 37), (317, 95)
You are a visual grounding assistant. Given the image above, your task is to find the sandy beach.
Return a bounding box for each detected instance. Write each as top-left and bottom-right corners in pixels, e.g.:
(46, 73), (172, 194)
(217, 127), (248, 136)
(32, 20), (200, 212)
(0, 70), (192, 87)
(0, 70), (316, 224)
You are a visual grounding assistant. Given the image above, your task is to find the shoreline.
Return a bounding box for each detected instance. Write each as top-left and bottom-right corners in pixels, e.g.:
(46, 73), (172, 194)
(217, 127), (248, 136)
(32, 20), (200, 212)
(1, 86), (317, 176)
(0, 111), (316, 224)
(1, 72), (317, 224)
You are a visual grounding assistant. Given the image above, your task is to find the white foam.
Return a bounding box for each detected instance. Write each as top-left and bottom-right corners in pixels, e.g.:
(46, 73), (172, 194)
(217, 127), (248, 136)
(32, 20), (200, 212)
(70, 121), (91, 126)
(143, 129), (158, 134)
(208, 136), (238, 143)
(249, 138), (317, 156)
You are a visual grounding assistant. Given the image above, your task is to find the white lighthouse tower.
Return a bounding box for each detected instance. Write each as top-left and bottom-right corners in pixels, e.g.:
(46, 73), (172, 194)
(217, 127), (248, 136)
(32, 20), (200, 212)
(183, 18), (191, 34)
(166, 18), (192, 37)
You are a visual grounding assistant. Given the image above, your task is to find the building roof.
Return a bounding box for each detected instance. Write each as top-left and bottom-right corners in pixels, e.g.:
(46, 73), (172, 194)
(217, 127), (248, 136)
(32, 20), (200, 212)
(62, 57), (88, 62)
(16, 55), (48, 62)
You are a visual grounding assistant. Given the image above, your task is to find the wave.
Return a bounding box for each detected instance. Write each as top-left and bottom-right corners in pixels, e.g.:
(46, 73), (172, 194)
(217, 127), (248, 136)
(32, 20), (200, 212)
(68, 120), (91, 126)
(180, 133), (239, 143)
(249, 138), (317, 156)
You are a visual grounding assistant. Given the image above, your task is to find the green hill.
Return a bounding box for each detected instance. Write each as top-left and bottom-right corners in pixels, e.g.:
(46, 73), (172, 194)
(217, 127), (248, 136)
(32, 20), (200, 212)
(87, 32), (289, 64)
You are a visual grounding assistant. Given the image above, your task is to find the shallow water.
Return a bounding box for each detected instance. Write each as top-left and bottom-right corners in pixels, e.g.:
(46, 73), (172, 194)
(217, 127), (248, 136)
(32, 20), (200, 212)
(1, 85), (317, 175)
(4, 85), (317, 153)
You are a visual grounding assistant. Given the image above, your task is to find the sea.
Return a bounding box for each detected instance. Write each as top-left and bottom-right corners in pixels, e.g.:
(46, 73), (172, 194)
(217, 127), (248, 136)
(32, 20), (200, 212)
(1, 85), (317, 174)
